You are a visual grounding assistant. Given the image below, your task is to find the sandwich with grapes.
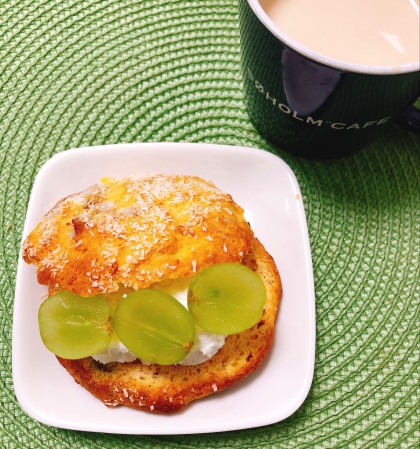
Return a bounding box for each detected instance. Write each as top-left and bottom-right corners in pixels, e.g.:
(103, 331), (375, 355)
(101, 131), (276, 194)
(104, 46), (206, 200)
(22, 173), (281, 413)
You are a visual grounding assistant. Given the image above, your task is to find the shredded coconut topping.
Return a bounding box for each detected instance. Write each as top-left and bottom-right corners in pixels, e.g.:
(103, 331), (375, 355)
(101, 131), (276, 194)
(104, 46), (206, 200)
(22, 173), (253, 296)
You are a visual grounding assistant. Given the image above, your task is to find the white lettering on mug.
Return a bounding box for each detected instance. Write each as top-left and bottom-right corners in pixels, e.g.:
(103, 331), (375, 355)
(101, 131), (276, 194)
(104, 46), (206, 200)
(279, 103), (291, 113)
(377, 117), (391, 125)
(255, 81), (264, 93)
(266, 92), (276, 105)
(293, 111), (304, 121)
(363, 121), (377, 128)
(249, 72), (392, 130)
(306, 117), (323, 126)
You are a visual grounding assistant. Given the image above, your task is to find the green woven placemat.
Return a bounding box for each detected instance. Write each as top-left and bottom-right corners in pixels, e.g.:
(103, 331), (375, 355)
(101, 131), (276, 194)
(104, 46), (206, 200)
(1, 1), (419, 447)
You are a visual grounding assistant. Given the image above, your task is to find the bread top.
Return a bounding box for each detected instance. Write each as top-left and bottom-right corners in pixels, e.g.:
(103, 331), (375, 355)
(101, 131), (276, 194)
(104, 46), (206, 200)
(22, 173), (254, 296)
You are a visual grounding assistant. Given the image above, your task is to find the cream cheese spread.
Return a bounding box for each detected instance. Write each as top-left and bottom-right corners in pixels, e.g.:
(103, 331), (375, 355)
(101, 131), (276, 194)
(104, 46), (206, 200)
(92, 277), (226, 365)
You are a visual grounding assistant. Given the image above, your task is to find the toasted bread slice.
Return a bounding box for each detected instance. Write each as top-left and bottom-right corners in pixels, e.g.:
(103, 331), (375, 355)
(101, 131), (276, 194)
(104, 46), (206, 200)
(57, 238), (281, 413)
(22, 173), (254, 296)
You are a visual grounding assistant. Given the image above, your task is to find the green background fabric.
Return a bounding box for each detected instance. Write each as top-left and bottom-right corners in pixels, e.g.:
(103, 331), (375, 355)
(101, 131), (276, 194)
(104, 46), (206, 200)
(1, 0), (419, 447)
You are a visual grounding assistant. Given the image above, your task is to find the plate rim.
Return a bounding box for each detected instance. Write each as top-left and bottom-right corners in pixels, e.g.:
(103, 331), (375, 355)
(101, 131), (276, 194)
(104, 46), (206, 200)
(12, 142), (315, 434)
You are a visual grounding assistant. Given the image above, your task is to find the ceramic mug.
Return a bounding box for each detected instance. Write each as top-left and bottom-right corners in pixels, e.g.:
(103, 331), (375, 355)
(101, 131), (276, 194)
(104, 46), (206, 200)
(238, 0), (420, 159)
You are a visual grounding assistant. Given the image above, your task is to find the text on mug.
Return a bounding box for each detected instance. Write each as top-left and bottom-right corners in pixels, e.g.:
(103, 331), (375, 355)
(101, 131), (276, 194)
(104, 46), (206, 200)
(248, 69), (391, 130)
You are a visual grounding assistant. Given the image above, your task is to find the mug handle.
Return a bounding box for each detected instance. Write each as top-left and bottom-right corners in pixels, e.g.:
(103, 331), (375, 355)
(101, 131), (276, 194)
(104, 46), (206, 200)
(396, 97), (420, 134)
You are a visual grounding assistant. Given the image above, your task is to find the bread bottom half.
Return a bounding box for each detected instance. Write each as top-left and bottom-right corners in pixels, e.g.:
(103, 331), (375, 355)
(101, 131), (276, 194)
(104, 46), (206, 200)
(57, 238), (282, 413)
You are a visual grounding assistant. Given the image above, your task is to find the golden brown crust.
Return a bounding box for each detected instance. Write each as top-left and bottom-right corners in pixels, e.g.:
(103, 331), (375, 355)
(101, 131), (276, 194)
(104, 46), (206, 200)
(56, 238), (281, 413)
(22, 174), (254, 296)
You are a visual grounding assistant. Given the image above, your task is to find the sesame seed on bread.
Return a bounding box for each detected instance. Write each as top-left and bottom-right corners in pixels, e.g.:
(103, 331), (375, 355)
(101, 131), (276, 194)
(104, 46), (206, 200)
(56, 238), (281, 413)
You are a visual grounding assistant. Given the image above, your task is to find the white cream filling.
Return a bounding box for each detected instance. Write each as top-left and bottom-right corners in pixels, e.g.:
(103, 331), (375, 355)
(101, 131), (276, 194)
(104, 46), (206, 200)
(92, 277), (226, 366)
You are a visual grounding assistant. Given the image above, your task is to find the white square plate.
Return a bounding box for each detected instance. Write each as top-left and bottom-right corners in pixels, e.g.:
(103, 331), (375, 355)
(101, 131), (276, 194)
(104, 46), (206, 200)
(13, 142), (315, 434)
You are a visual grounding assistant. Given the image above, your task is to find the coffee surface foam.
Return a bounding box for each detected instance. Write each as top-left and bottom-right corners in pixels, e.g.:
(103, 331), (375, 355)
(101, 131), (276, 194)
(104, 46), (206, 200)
(259, 0), (420, 68)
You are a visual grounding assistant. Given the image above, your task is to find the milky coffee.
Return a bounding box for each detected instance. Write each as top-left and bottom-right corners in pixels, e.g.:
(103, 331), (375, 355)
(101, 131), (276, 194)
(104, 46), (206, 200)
(259, 0), (420, 68)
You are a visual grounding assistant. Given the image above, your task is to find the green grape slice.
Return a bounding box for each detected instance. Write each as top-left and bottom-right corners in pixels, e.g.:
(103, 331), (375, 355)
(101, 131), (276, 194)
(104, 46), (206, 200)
(187, 263), (266, 334)
(38, 291), (114, 359)
(114, 289), (196, 365)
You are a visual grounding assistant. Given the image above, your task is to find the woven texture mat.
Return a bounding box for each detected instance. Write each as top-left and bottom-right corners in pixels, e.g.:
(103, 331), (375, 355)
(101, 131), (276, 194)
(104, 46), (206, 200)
(1, 1), (419, 447)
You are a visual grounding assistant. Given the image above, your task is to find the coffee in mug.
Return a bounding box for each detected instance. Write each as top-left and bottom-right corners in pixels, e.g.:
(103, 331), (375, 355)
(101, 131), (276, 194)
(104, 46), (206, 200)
(238, 0), (420, 159)
(259, 0), (419, 69)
